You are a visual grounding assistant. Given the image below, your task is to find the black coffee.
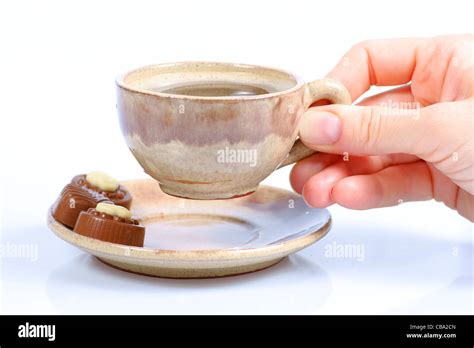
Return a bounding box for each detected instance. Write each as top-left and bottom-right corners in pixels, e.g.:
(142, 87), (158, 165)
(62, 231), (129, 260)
(158, 82), (271, 97)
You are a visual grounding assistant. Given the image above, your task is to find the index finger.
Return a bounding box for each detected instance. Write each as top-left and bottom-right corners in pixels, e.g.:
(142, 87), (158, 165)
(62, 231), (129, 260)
(327, 38), (425, 101)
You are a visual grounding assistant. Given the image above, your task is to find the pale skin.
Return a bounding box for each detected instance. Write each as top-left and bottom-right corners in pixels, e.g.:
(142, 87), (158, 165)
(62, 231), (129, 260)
(290, 35), (474, 221)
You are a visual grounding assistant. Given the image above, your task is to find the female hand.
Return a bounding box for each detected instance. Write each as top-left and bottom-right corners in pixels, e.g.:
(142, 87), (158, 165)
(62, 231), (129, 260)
(290, 35), (474, 221)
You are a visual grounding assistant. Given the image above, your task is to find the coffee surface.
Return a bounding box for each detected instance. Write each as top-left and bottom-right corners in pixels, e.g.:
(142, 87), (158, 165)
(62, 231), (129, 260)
(157, 82), (272, 97)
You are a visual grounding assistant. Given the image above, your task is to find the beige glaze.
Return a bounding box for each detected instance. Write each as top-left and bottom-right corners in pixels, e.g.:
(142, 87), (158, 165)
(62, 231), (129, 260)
(116, 62), (351, 199)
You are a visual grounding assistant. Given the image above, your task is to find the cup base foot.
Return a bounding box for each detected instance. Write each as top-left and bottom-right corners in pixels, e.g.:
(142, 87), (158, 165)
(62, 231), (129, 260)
(159, 184), (258, 200)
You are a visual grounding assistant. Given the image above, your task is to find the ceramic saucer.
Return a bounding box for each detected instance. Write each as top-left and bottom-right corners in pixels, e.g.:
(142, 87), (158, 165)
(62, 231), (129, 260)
(47, 179), (331, 278)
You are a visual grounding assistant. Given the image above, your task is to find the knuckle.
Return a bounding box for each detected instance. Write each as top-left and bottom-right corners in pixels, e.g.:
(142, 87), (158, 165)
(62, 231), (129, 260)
(351, 40), (369, 50)
(356, 106), (383, 149)
(349, 39), (378, 54)
(347, 41), (367, 57)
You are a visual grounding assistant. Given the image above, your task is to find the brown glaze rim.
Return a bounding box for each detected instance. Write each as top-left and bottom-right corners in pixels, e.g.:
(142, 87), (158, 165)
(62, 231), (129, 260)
(115, 61), (306, 101)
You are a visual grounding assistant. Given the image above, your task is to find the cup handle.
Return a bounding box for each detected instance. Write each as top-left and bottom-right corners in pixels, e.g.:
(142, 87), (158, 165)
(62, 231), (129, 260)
(277, 78), (352, 169)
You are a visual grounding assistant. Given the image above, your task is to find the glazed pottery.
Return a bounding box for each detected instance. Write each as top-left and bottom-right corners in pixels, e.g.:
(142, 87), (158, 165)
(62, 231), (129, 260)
(116, 62), (351, 199)
(48, 179), (331, 278)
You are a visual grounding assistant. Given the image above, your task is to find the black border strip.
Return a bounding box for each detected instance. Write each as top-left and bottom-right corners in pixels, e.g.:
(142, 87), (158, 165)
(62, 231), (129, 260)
(0, 315), (472, 347)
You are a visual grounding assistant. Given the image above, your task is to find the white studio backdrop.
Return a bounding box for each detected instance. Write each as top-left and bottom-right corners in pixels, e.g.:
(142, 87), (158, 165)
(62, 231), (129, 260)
(0, 0), (472, 314)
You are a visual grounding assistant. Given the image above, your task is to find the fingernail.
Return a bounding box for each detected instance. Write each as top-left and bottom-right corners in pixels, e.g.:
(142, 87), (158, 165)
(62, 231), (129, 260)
(300, 111), (342, 145)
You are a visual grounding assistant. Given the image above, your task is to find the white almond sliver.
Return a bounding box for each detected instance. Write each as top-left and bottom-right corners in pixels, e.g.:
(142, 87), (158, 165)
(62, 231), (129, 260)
(96, 202), (132, 219)
(86, 171), (119, 192)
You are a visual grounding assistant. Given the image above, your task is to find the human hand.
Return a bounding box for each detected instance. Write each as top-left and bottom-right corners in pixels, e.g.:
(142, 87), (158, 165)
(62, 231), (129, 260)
(290, 35), (474, 221)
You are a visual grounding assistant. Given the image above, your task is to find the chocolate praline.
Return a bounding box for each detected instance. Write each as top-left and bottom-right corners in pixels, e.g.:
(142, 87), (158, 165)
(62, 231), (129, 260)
(74, 208), (145, 247)
(71, 174), (132, 209)
(52, 184), (112, 229)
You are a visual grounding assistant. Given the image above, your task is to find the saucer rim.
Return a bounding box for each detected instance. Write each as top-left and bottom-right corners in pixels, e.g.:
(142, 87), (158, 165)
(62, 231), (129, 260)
(47, 210), (330, 261)
(47, 181), (331, 262)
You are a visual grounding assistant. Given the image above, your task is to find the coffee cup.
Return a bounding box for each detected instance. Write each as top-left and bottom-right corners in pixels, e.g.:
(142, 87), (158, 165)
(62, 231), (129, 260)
(116, 62), (351, 199)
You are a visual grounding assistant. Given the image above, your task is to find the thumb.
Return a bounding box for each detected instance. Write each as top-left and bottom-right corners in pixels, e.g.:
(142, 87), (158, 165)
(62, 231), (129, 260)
(298, 102), (462, 158)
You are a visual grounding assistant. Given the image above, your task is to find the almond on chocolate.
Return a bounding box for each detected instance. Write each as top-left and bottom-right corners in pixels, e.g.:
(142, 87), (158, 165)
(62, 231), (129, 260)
(71, 172), (132, 209)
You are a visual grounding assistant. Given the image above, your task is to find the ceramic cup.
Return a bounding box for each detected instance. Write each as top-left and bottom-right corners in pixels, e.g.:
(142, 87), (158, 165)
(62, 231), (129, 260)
(116, 62), (351, 199)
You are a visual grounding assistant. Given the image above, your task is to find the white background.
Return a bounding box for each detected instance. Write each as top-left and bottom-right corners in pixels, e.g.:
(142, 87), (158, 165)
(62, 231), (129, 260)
(0, 0), (472, 314)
